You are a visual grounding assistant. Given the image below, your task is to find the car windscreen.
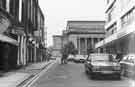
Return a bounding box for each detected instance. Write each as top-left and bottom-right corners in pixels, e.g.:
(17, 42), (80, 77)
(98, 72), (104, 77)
(90, 55), (109, 62)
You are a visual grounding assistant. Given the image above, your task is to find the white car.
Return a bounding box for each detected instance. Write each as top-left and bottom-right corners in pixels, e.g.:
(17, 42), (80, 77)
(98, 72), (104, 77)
(85, 53), (121, 79)
(120, 54), (135, 77)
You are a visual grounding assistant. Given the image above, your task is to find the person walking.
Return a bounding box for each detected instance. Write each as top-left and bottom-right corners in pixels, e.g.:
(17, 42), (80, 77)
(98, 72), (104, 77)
(61, 54), (68, 64)
(116, 52), (123, 62)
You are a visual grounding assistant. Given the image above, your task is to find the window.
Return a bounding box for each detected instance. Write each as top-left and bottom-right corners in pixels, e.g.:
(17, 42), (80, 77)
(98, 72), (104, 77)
(107, 2), (117, 22)
(120, 0), (132, 11)
(121, 8), (135, 27)
(106, 23), (117, 36)
(107, 0), (109, 4)
(0, 0), (2, 8)
(1, 0), (6, 9)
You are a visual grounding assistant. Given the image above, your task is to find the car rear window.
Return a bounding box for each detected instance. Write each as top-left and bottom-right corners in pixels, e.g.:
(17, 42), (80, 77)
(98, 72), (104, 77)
(92, 56), (108, 61)
(88, 54), (109, 62)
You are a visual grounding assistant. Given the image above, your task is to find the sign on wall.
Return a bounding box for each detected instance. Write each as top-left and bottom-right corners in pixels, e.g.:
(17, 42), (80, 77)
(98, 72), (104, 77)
(0, 12), (10, 34)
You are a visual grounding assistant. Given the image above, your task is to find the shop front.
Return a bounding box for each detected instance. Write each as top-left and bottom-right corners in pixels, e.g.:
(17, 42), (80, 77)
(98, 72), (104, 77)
(0, 35), (18, 71)
(0, 9), (19, 71)
(104, 33), (135, 55)
(95, 23), (135, 56)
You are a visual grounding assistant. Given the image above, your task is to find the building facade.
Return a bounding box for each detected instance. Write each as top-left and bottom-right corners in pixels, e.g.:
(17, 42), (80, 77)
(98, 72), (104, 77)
(95, 0), (135, 55)
(0, 0), (46, 71)
(34, 5), (45, 62)
(65, 21), (105, 55)
(52, 35), (62, 57)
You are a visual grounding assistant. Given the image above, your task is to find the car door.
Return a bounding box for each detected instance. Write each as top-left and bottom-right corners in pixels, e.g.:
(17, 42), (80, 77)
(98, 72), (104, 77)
(127, 56), (135, 77)
(85, 56), (92, 71)
(120, 56), (129, 76)
(120, 55), (135, 77)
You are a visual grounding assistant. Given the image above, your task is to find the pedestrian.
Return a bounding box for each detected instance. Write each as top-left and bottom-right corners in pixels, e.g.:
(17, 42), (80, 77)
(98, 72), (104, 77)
(109, 54), (114, 62)
(116, 52), (123, 62)
(61, 54), (68, 64)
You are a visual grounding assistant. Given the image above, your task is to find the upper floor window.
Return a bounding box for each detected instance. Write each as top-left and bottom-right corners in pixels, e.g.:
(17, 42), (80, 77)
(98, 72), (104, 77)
(121, 8), (135, 27)
(107, 0), (110, 4)
(106, 2), (117, 22)
(106, 23), (117, 36)
(120, 0), (132, 11)
(0, 0), (6, 9)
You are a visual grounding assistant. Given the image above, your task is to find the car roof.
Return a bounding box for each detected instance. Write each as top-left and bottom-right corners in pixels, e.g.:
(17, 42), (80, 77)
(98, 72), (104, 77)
(90, 53), (109, 56)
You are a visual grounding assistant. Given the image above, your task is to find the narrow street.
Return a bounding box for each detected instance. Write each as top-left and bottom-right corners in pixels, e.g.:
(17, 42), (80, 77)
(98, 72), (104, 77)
(30, 62), (134, 87)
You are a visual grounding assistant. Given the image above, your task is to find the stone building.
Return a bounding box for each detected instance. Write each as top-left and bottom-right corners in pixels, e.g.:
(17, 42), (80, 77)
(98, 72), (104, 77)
(65, 21), (105, 55)
(52, 35), (62, 57)
(0, 0), (46, 71)
(95, 0), (135, 55)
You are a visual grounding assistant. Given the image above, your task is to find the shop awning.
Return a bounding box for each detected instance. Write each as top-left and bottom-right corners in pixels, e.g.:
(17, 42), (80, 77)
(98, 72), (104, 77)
(95, 22), (135, 48)
(0, 34), (18, 46)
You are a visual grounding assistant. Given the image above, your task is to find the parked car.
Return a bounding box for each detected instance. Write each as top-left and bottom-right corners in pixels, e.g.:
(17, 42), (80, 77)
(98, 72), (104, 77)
(78, 59), (86, 63)
(73, 55), (86, 63)
(67, 55), (75, 62)
(120, 54), (135, 77)
(67, 58), (75, 62)
(84, 53), (121, 79)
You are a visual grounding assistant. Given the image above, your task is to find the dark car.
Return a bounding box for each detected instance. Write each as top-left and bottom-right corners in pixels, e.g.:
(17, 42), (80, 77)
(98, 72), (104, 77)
(84, 53), (121, 79)
(67, 55), (75, 62)
(120, 54), (135, 77)
(79, 59), (86, 63)
(73, 55), (86, 63)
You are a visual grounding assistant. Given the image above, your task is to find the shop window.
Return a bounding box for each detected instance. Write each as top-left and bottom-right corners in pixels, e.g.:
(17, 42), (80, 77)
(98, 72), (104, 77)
(0, 0), (2, 8)
(1, 0), (6, 9)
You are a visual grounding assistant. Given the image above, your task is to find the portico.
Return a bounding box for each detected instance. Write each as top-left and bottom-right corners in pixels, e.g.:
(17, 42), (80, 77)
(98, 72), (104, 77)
(65, 21), (105, 55)
(78, 37), (102, 55)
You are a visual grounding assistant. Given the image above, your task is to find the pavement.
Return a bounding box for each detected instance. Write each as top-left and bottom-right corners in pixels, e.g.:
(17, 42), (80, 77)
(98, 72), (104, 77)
(0, 60), (56, 87)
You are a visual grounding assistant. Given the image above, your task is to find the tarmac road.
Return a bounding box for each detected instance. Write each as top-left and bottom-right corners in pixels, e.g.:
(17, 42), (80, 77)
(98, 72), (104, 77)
(30, 62), (135, 87)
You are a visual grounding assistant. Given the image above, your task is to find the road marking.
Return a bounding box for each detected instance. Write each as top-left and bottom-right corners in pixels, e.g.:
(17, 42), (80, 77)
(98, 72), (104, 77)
(22, 60), (58, 87)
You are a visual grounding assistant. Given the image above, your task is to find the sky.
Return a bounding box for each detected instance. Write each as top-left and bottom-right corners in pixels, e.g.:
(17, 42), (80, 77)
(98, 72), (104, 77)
(39, 0), (106, 47)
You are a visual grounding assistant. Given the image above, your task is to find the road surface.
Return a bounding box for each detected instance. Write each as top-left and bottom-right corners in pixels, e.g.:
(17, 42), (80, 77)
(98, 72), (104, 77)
(30, 62), (135, 87)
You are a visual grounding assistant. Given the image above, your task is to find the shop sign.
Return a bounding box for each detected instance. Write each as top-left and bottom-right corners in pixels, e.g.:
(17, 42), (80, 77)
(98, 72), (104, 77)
(12, 29), (25, 36)
(0, 13), (10, 34)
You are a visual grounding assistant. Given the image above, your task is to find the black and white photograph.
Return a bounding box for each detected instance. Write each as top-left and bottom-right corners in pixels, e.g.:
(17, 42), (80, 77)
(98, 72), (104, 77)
(0, 0), (134, 87)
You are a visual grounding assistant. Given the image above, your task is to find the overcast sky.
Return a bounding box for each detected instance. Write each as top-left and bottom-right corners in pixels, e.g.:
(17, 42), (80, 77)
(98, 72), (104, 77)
(39, 0), (105, 47)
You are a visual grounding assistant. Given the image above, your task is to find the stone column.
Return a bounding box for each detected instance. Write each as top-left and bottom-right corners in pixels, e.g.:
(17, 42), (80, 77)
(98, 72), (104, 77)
(85, 38), (87, 55)
(98, 38), (100, 42)
(17, 36), (21, 65)
(97, 38), (100, 53)
(21, 36), (23, 65)
(78, 37), (80, 55)
(91, 38), (94, 49)
(23, 37), (27, 65)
